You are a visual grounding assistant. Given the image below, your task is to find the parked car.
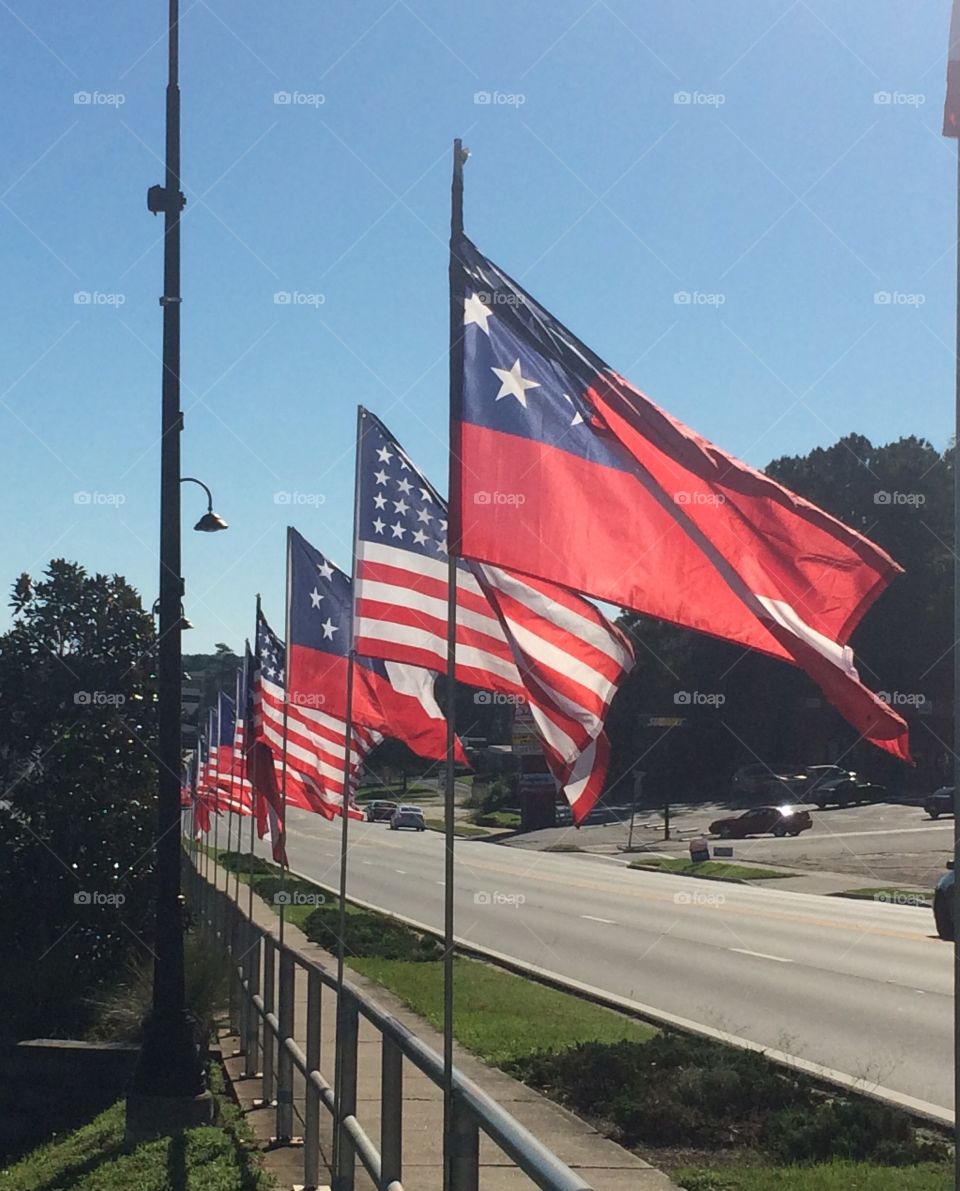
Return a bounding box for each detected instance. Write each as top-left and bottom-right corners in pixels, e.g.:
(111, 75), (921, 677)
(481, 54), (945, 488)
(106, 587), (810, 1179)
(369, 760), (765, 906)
(798, 765), (855, 794)
(709, 805), (812, 839)
(390, 804), (426, 831)
(731, 763), (805, 799)
(365, 799), (398, 823)
(809, 776), (883, 809)
(925, 787), (955, 820)
(934, 861), (955, 940)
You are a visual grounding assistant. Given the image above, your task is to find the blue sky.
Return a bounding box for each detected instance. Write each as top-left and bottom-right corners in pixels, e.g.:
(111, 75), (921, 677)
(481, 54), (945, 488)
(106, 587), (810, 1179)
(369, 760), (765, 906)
(0, 0), (955, 651)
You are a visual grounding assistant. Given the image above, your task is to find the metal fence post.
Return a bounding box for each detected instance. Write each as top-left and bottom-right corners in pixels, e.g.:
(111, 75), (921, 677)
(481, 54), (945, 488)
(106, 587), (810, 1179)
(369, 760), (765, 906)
(449, 1095), (480, 1191)
(334, 991), (359, 1191)
(304, 967), (322, 1190)
(261, 936), (276, 1105)
(237, 911), (249, 1051)
(380, 1035), (403, 1191)
(244, 927), (261, 1079)
(277, 949), (296, 1140)
(228, 899), (240, 1036)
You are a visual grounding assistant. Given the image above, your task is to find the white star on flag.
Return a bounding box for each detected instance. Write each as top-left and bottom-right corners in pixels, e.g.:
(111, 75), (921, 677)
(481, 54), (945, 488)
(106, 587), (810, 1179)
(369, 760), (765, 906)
(397, 477), (413, 494)
(464, 291), (493, 334)
(391, 522), (406, 539)
(309, 588), (322, 609)
(492, 359), (540, 408)
(320, 617), (338, 640)
(376, 446), (393, 463)
(317, 560), (334, 581)
(374, 493), (386, 509)
(373, 517), (385, 534)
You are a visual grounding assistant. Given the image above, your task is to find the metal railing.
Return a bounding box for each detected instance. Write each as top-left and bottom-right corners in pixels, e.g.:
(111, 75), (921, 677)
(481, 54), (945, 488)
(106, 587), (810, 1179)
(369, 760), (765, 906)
(185, 857), (593, 1191)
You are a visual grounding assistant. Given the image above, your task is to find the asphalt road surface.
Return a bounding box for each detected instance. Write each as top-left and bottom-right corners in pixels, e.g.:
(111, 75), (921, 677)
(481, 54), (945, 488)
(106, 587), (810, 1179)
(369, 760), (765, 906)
(241, 808), (953, 1118)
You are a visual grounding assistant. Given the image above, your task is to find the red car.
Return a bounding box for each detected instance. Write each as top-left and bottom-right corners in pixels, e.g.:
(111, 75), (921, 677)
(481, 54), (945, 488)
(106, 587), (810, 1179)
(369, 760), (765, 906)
(709, 805), (812, 839)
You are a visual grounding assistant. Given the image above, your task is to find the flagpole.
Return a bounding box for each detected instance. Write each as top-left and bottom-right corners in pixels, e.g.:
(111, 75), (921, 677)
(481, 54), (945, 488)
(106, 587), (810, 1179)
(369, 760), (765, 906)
(333, 407), (363, 1178)
(953, 136), (960, 1191)
(234, 665), (244, 909)
(250, 600), (262, 925)
(278, 527), (293, 945)
(443, 136), (468, 1191)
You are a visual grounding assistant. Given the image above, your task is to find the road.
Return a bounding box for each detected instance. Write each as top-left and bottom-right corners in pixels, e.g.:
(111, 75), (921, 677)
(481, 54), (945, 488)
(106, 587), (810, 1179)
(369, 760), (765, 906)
(241, 807), (953, 1118)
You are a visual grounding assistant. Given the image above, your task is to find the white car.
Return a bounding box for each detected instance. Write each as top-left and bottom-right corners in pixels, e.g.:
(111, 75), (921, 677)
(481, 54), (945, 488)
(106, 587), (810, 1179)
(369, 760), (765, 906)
(390, 805), (426, 831)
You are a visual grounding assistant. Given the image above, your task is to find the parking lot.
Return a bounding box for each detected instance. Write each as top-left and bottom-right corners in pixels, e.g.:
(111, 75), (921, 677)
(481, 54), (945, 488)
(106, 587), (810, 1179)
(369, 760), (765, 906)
(514, 798), (954, 889)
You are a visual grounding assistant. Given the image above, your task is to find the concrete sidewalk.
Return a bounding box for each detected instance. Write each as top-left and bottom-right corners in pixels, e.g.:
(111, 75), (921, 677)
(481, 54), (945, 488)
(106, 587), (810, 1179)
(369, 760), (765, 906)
(208, 859), (678, 1191)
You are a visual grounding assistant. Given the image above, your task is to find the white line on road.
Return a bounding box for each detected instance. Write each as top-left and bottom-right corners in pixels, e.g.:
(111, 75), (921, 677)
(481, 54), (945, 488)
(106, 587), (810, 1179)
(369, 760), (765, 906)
(395, 869), (406, 875)
(581, 914), (617, 924)
(807, 824), (950, 840)
(730, 947), (793, 964)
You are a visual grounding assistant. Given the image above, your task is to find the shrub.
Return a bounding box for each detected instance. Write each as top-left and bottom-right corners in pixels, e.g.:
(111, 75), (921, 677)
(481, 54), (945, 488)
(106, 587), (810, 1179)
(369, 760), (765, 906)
(218, 851), (275, 876)
(763, 1099), (949, 1166)
(301, 904), (442, 962)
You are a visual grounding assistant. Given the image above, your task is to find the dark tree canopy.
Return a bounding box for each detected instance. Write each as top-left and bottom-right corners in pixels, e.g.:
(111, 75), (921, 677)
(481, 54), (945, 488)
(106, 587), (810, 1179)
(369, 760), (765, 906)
(0, 560), (158, 1039)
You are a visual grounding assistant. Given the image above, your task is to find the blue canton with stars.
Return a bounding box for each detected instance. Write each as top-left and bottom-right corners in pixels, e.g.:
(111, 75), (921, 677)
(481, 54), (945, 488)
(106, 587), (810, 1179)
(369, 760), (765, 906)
(256, 611), (285, 685)
(288, 527), (389, 677)
(459, 236), (634, 476)
(358, 411), (450, 560)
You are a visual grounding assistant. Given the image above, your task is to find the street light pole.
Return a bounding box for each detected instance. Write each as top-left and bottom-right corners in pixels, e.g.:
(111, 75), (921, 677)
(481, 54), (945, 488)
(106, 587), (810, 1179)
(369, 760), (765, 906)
(126, 0), (213, 1138)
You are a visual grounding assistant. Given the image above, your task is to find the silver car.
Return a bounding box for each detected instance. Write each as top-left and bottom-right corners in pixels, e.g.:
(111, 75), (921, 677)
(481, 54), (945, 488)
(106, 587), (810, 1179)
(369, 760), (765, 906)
(390, 804), (426, 831)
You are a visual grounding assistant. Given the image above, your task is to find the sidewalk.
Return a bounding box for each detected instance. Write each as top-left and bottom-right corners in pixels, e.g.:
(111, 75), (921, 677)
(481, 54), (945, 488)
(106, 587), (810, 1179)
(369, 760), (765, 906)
(209, 859), (679, 1191)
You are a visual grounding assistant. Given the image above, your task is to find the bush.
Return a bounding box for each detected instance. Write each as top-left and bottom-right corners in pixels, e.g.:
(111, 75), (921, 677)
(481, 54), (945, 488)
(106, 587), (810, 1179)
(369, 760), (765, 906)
(512, 1033), (808, 1148)
(301, 904), (442, 962)
(472, 811), (521, 828)
(88, 930), (230, 1047)
(218, 851), (275, 876)
(763, 1099), (949, 1166)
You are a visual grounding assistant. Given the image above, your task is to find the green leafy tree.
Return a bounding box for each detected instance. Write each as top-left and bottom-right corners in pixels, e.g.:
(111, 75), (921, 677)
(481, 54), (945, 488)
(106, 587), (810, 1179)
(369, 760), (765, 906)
(0, 561), (158, 1039)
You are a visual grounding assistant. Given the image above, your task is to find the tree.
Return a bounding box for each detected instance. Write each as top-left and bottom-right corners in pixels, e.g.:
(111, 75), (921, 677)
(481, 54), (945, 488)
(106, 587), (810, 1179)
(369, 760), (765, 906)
(0, 561), (158, 1039)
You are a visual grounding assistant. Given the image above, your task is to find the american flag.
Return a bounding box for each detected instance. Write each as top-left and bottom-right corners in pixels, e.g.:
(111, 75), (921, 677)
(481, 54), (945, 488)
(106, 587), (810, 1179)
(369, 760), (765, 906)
(215, 666), (253, 814)
(253, 609), (373, 820)
(353, 410), (634, 822)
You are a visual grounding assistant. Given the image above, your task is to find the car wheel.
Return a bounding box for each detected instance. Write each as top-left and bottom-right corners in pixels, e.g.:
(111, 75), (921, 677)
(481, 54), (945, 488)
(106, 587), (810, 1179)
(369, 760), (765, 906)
(929, 809), (940, 820)
(789, 826), (803, 836)
(772, 823), (788, 837)
(934, 895), (954, 941)
(716, 826), (730, 839)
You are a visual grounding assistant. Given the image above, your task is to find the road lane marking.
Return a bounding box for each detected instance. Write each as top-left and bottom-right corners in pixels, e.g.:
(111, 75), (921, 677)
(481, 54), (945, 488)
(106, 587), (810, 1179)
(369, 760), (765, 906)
(395, 869), (406, 875)
(581, 914), (617, 924)
(806, 824), (951, 840)
(730, 948), (793, 963)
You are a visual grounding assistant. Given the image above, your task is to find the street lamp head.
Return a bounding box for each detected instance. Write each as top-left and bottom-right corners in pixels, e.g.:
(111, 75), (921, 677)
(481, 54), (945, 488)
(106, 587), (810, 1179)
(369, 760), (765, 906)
(181, 477), (228, 533)
(193, 510), (228, 533)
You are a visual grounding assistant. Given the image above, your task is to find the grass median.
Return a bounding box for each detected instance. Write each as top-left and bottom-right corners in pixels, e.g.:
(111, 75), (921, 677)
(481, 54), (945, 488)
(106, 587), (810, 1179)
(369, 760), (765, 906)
(629, 856), (795, 881)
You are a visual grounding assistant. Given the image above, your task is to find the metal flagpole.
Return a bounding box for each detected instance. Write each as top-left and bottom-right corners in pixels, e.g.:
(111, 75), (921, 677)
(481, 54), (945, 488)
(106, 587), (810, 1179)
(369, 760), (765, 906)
(250, 600), (263, 925)
(443, 136), (469, 1191)
(278, 528), (293, 944)
(234, 664), (244, 908)
(953, 137), (960, 1191)
(333, 408), (363, 1177)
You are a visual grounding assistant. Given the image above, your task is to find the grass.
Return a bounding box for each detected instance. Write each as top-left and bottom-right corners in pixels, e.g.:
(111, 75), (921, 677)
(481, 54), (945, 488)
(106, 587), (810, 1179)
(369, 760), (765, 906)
(628, 857), (795, 882)
(674, 1160), (952, 1190)
(471, 810), (521, 828)
(833, 887), (933, 907)
(423, 818), (492, 837)
(348, 955), (655, 1066)
(0, 1063), (272, 1191)
(543, 843), (584, 852)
